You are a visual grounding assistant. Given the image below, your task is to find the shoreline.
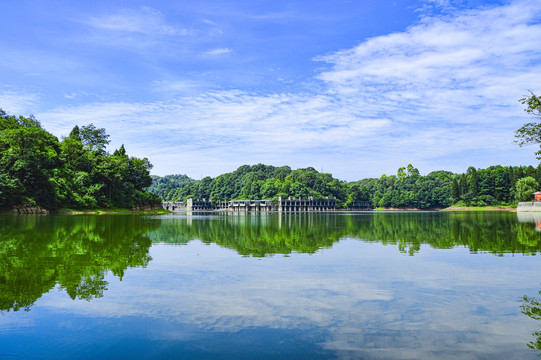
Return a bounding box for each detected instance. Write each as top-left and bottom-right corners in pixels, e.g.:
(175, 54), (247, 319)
(0, 208), (171, 215)
(55, 208), (171, 215)
(371, 206), (516, 212)
(442, 206), (516, 212)
(1, 206), (518, 215)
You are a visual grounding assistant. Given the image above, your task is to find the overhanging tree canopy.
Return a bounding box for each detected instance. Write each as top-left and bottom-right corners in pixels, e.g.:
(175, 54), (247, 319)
(515, 92), (541, 158)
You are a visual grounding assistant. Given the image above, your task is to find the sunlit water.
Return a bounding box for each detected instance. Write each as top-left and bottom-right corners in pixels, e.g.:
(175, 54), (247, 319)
(1, 211), (541, 359)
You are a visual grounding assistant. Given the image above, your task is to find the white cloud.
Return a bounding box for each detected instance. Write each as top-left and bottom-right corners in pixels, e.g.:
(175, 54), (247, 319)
(204, 47), (232, 56)
(0, 90), (40, 115)
(316, 0), (541, 101)
(34, 1), (541, 179)
(151, 79), (208, 94)
(39, 91), (392, 177)
(85, 6), (192, 37)
(35, 239), (538, 358)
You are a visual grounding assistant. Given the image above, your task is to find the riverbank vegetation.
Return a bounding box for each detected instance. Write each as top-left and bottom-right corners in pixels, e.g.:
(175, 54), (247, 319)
(0, 109), (160, 212)
(148, 163), (541, 209)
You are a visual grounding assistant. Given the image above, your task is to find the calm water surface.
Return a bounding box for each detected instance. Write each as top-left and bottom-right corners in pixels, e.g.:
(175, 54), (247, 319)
(1, 211), (541, 359)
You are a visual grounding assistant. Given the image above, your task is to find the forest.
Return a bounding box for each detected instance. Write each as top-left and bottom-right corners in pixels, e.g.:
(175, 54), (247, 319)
(148, 162), (541, 209)
(0, 109), (160, 211)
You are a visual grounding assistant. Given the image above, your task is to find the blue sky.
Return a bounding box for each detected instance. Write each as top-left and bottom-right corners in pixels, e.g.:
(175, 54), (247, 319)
(1, 0), (540, 180)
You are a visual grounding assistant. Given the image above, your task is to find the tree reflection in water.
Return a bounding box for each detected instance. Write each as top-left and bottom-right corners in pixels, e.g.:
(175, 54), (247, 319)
(151, 211), (541, 256)
(520, 288), (541, 352)
(0, 215), (157, 312)
(2, 211), (541, 314)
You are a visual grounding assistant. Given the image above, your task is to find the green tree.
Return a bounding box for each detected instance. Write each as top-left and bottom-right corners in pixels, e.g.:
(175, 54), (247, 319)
(515, 92), (541, 158)
(451, 177), (459, 200)
(79, 123), (110, 153)
(515, 176), (538, 202)
(467, 166), (478, 196)
(397, 166), (406, 181)
(406, 164), (420, 177)
(459, 174), (468, 199)
(0, 111), (60, 208)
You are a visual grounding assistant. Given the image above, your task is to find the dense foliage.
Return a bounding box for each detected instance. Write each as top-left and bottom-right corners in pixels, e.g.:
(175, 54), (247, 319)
(150, 163), (541, 209)
(358, 164), (541, 208)
(355, 166), (454, 209)
(147, 174), (195, 200)
(153, 164), (360, 205)
(0, 109), (160, 210)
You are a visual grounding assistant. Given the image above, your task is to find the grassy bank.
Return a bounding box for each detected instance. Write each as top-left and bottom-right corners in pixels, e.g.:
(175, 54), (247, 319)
(443, 205), (516, 211)
(370, 205), (517, 212)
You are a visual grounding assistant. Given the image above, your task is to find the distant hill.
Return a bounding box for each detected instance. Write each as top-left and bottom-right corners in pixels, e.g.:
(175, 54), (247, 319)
(147, 164), (353, 204)
(147, 174), (195, 201)
(147, 163), (541, 209)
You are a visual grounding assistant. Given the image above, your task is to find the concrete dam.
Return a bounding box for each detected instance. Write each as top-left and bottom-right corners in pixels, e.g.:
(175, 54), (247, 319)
(162, 196), (371, 212)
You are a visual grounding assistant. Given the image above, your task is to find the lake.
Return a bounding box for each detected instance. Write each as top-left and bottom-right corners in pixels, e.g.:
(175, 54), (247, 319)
(1, 211), (541, 359)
